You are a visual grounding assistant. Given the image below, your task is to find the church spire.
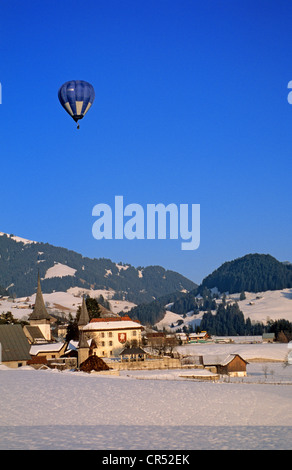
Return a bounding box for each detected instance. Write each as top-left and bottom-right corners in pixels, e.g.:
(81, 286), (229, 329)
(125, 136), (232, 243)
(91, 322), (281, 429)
(78, 295), (90, 328)
(29, 272), (51, 321)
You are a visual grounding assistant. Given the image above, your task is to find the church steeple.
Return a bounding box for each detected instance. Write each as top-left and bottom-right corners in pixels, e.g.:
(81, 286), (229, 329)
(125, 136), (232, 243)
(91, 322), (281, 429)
(28, 273), (51, 342)
(29, 273), (51, 321)
(78, 295), (90, 328)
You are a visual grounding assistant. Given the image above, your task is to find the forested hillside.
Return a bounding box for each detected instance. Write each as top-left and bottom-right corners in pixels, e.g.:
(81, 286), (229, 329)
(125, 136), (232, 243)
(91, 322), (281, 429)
(0, 233), (196, 303)
(126, 254), (292, 327)
(200, 254), (292, 294)
(125, 291), (188, 325)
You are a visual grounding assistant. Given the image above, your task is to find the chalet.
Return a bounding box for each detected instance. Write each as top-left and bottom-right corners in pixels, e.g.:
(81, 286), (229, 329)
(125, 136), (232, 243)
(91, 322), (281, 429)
(0, 324), (31, 368)
(188, 331), (209, 343)
(202, 354), (248, 377)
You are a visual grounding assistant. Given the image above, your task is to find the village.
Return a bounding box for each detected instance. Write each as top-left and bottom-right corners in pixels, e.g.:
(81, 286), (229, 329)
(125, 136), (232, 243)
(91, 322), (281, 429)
(0, 274), (286, 382)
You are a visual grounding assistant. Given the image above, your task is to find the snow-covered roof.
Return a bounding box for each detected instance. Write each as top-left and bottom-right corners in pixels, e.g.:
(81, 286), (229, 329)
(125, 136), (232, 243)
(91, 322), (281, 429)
(82, 320), (142, 331)
(30, 342), (65, 355)
(203, 354), (247, 366)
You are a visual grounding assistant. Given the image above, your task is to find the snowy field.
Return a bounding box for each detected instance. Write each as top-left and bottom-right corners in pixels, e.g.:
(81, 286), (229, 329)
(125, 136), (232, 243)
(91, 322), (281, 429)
(0, 342), (291, 450)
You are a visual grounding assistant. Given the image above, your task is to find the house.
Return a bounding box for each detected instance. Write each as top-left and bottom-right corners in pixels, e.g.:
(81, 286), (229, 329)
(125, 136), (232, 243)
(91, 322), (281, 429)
(188, 331), (209, 343)
(81, 315), (143, 358)
(0, 324), (31, 368)
(175, 333), (188, 344)
(202, 354), (248, 377)
(23, 325), (47, 344)
(262, 333), (275, 343)
(29, 342), (67, 363)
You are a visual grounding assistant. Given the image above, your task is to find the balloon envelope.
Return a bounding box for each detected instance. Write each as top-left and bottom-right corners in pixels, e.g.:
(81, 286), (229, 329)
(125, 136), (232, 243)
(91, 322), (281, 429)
(58, 80), (95, 125)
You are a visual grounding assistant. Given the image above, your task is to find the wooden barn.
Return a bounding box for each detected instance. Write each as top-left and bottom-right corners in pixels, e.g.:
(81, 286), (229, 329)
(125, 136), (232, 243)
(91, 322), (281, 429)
(203, 354), (248, 377)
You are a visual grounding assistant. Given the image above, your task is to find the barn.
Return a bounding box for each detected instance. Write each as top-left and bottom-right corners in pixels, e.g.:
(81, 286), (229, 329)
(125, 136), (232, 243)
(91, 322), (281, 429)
(203, 354), (248, 377)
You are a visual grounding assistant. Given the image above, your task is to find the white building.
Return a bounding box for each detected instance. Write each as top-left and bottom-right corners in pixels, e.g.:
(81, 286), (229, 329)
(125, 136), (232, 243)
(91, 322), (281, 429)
(81, 316), (143, 358)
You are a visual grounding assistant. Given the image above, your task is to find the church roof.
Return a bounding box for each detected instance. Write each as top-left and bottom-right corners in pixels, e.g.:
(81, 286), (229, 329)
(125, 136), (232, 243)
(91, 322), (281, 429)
(29, 274), (51, 321)
(78, 296), (90, 326)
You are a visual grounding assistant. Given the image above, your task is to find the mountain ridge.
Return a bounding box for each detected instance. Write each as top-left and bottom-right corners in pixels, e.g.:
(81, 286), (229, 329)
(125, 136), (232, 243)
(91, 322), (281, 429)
(0, 232), (197, 303)
(200, 253), (292, 294)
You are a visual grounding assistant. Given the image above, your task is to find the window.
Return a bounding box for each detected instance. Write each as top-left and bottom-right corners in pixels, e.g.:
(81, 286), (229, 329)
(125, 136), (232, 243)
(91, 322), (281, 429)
(109, 341), (113, 346)
(132, 331), (137, 336)
(101, 332), (105, 338)
(108, 332), (112, 337)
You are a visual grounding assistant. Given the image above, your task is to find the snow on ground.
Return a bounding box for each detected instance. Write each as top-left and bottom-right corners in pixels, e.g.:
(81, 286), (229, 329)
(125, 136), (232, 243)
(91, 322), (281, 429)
(0, 366), (291, 450)
(0, 342), (291, 450)
(44, 263), (77, 279)
(176, 341), (290, 362)
(0, 292), (83, 320)
(156, 288), (292, 331)
(0, 232), (36, 245)
(227, 289), (292, 324)
(0, 287), (135, 320)
(108, 299), (137, 315)
(156, 309), (203, 331)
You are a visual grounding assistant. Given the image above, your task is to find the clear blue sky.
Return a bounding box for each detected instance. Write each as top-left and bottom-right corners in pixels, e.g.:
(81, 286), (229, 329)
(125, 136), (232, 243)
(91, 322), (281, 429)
(1, 0), (292, 284)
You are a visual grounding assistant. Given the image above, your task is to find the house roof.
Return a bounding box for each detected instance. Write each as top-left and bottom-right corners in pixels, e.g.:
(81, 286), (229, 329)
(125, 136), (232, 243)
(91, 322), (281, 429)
(24, 325), (46, 342)
(0, 324), (31, 362)
(120, 346), (147, 356)
(30, 342), (66, 356)
(203, 354), (248, 366)
(83, 319), (142, 331)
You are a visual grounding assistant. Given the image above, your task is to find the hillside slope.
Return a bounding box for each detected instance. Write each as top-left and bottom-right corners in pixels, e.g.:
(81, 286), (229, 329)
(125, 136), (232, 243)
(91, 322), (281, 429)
(200, 253), (292, 294)
(0, 233), (196, 303)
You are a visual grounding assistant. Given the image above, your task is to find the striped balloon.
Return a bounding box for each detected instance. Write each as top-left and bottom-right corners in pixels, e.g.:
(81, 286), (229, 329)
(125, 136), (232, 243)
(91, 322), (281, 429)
(58, 80), (95, 129)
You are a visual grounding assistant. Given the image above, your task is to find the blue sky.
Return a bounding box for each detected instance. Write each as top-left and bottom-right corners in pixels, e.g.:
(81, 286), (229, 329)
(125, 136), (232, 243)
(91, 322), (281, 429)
(1, 0), (292, 284)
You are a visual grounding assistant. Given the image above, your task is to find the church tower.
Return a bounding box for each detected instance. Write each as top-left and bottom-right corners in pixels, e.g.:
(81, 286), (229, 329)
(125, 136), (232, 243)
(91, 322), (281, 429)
(78, 295), (90, 330)
(78, 329), (90, 367)
(29, 273), (51, 341)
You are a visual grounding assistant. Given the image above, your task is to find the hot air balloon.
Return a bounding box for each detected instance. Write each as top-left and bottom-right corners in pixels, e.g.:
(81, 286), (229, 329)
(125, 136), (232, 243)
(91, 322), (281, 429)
(58, 80), (95, 129)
